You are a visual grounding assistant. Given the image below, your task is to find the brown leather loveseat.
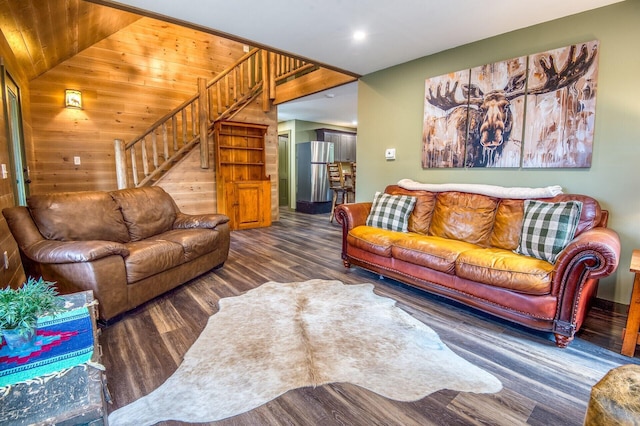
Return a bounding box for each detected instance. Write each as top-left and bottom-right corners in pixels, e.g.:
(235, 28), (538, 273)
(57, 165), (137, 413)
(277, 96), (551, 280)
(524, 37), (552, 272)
(335, 182), (620, 347)
(3, 187), (230, 322)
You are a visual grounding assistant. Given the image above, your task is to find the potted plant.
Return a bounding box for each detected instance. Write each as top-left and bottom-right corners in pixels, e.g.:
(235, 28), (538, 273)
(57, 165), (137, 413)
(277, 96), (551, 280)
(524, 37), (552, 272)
(0, 277), (64, 350)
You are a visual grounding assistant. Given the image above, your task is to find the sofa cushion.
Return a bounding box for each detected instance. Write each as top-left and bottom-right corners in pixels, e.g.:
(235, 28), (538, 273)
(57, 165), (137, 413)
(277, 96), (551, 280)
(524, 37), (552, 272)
(366, 192), (417, 232)
(516, 200), (583, 263)
(428, 192), (498, 245)
(385, 186), (436, 234)
(110, 187), (177, 241)
(158, 228), (221, 261)
(124, 239), (185, 283)
(348, 226), (406, 257)
(28, 191), (130, 243)
(490, 199), (525, 250)
(456, 248), (554, 295)
(391, 235), (478, 274)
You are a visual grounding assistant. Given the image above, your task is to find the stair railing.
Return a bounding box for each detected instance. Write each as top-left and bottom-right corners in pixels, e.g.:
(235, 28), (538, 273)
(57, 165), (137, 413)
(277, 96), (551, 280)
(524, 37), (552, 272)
(115, 48), (312, 189)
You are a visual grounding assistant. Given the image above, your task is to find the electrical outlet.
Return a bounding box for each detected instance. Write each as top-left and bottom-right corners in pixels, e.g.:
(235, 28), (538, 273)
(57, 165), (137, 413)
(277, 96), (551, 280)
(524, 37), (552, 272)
(3, 251), (8, 270)
(74, 156), (81, 165)
(1, 164), (7, 179)
(243, 45), (250, 53)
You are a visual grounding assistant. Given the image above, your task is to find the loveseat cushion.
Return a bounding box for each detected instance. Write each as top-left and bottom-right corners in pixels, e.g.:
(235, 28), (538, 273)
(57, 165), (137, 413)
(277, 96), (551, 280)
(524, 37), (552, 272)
(110, 187), (177, 241)
(428, 192), (498, 245)
(158, 228), (221, 261)
(455, 248), (554, 295)
(124, 239), (185, 283)
(391, 235), (479, 274)
(28, 191), (130, 243)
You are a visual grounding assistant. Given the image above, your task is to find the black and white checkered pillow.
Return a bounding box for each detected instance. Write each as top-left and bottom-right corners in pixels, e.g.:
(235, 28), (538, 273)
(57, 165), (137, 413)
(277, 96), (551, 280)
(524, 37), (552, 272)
(516, 200), (583, 263)
(366, 192), (417, 232)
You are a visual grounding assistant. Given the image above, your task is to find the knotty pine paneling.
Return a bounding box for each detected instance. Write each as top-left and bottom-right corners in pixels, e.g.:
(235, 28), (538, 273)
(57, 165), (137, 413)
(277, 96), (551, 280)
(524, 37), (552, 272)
(28, 16), (278, 218)
(0, 0), (140, 80)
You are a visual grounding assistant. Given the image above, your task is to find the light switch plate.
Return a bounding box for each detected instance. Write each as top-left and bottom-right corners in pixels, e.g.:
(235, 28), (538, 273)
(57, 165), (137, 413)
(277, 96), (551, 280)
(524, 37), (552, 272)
(74, 156), (81, 165)
(385, 148), (396, 160)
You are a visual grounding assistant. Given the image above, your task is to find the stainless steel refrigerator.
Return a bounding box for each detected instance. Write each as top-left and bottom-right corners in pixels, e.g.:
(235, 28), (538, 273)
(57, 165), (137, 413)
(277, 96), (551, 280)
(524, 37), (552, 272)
(296, 141), (334, 213)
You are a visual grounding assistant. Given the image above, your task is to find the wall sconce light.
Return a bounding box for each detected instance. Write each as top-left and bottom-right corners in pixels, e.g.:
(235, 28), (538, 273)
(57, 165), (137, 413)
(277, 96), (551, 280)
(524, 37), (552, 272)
(65, 89), (82, 109)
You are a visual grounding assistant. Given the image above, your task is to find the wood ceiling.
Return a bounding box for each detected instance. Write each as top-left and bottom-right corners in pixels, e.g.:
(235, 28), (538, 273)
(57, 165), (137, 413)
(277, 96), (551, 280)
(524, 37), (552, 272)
(0, 0), (140, 80)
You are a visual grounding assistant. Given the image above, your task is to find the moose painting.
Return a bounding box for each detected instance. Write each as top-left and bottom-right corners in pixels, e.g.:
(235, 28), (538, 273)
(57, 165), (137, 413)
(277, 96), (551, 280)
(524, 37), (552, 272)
(422, 40), (599, 168)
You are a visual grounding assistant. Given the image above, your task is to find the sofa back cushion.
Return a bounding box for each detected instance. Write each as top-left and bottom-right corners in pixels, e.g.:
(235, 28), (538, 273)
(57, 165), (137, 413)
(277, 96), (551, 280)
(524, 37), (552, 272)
(428, 192), (498, 245)
(550, 194), (601, 235)
(489, 199), (525, 250)
(110, 187), (177, 241)
(488, 194), (602, 251)
(385, 185), (436, 234)
(28, 191), (130, 243)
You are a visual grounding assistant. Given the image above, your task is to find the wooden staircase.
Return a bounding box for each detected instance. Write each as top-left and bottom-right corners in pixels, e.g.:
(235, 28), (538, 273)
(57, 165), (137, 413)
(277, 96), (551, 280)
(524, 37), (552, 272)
(114, 48), (316, 189)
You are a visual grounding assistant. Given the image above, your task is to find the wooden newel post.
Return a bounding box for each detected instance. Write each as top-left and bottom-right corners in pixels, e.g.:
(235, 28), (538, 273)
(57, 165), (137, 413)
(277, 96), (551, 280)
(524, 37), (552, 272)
(114, 139), (128, 189)
(198, 77), (210, 169)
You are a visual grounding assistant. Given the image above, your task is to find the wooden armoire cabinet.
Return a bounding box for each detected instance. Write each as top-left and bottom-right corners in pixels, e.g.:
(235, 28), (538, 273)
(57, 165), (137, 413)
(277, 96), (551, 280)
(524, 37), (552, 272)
(213, 121), (271, 230)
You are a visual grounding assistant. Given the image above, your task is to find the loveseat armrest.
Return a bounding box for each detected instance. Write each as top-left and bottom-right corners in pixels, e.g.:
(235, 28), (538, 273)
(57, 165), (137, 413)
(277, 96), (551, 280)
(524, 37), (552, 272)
(173, 212), (230, 230)
(24, 240), (129, 264)
(335, 202), (373, 231)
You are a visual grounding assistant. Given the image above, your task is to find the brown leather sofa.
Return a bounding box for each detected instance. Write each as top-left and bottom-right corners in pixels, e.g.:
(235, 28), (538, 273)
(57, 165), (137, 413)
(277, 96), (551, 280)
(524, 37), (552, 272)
(3, 187), (230, 322)
(335, 184), (621, 347)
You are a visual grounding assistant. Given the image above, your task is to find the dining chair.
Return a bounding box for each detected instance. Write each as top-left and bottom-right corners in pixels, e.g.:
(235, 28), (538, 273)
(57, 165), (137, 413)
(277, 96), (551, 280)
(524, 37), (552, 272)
(327, 162), (354, 222)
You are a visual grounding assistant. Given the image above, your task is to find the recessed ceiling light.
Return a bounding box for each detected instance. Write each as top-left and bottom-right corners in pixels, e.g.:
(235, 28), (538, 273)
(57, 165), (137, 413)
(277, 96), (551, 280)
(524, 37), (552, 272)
(353, 31), (366, 41)
(325, 93), (335, 98)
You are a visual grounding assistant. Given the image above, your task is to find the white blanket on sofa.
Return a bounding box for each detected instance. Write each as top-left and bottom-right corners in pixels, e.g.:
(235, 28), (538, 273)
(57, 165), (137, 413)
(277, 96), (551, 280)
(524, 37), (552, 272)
(397, 179), (563, 199)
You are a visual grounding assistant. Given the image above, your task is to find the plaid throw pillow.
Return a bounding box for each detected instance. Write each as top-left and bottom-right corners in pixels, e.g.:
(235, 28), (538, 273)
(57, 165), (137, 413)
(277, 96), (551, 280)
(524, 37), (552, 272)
(516, 200), (583, 263)
(366, 192), (417, 232)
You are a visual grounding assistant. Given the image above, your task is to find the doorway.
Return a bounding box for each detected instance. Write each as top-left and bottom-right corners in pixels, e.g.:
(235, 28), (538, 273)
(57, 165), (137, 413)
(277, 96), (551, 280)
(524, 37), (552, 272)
(1, 65), (29, 206)
(278, 132), (289, 206)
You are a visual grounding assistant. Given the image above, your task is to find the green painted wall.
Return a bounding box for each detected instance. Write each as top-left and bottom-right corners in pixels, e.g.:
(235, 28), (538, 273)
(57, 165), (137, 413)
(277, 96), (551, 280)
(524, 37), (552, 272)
(357, 1), (640, 304)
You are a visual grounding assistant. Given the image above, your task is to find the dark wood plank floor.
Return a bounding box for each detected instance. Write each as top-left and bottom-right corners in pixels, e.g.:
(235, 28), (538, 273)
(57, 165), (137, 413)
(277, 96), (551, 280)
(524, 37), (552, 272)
(100, 208), (638, 426)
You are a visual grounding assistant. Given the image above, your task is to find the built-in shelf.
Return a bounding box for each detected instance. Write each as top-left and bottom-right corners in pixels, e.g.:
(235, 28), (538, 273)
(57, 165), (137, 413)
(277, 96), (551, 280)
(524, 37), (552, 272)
(213, 121), (271, 230)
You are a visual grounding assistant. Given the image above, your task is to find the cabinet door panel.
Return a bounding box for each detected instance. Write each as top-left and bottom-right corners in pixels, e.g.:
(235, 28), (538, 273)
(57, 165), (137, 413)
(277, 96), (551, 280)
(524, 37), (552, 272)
(226, 181), (271, 230)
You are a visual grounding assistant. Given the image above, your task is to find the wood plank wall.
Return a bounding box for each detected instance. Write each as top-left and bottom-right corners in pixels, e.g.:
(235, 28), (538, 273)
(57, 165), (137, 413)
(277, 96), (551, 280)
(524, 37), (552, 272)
(28, 17), (278, 216)
(0, 30), (29, 288)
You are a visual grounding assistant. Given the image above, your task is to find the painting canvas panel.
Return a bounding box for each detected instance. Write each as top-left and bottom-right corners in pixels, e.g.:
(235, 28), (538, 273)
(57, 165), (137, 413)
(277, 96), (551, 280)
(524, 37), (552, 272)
(522, 41), (599, 168)
(464, 56), (527, 168)
(422, 70), (470, 168)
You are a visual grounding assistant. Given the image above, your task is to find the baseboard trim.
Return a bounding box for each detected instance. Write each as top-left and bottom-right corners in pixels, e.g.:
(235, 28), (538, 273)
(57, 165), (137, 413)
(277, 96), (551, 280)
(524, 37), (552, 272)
(593, 297), (628, 315)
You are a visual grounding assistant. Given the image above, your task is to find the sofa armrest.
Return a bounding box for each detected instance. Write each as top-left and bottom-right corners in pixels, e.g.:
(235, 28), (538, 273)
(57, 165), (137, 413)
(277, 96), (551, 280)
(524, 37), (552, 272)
(25, 240), (129, 264)
(335, 202), (373, 231)
(554, 227), (621, 284)
(335, 202), (372, 266)
(173, 212), (230, 229)
(551, 227), (620, 341)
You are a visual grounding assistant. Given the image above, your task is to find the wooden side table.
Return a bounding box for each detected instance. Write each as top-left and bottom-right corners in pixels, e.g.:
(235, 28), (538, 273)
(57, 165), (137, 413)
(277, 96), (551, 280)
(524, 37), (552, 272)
(621, 250), (640, 357)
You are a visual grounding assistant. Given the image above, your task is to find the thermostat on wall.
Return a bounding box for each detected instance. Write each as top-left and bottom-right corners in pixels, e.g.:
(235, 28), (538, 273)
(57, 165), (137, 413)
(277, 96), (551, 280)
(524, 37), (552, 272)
(385, 148), (396, 160)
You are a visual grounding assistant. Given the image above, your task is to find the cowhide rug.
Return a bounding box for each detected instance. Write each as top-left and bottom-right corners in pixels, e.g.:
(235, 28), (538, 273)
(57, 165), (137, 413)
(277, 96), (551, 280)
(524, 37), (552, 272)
(108, 279), (502, 425)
